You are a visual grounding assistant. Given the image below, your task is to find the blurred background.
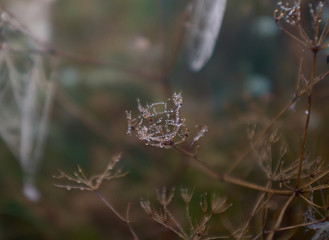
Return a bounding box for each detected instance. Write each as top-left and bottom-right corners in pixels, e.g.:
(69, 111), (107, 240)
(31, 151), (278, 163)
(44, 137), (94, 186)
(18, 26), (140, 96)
(0, 0), (329, 239)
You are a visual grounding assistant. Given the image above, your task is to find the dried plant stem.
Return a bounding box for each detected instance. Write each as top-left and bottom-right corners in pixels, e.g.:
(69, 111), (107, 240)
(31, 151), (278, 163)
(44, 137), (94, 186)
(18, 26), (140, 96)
(167, 209), (189, 239)
(153, 216), (187, 240)
(296, 50), (317, 187)
(55, 86), (112, 143)
(236, 182), (272, 240)
(173, 145), (292, 195)
(266, 194), (295, 240)
(319, 19), (329, 44)
(302, 168), (329, 189)
(205, 236), (237, 240)
(173, 145), (219, 180)
(299, 193), (326, 210)
(222, 176), (291, 195)
(280, 26), (310, 47)
(304, 184), (329, 192)
(226, 66), (329, 176)
(264, 217), (327, 234)
(225, 101), (291, 176)
(94, 190), (139, 240)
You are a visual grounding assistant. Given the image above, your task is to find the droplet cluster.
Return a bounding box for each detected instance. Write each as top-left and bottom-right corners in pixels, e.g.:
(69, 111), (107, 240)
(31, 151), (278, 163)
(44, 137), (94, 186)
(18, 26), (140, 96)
(127, 92), (189, 148)
(275, 1), (301, 25)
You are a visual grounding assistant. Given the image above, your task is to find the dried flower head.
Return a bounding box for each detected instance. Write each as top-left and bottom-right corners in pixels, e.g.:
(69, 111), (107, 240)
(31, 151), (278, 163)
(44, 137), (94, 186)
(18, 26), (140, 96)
(211, 195), (231, 214)
(156, 187), (175, 208)
(274, 1), (301, 26)
(180, 187), (194, 204)
(53, 153), (127, 191)
(126, 92), (189, 148)
(140, 198), (153, 217)
(153, 208), (168, 224)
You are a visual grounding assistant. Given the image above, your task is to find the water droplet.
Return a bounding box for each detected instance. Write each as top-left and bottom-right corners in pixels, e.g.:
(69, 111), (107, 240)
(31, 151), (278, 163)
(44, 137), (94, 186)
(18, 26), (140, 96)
(66, 187), (71, 190)
(305, 110), (309, 115)
(289, 102), (296, 112)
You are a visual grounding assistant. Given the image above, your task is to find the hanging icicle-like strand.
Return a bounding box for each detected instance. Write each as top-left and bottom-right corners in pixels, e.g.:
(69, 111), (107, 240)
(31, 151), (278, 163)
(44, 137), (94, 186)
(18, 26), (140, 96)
(186, 0), (227, 72)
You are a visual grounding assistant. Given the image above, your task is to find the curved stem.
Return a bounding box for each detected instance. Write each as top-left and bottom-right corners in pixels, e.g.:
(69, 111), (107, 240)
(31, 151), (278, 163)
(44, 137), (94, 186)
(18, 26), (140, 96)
(173, 145), (292, 195)
(94, 190), (139, 240)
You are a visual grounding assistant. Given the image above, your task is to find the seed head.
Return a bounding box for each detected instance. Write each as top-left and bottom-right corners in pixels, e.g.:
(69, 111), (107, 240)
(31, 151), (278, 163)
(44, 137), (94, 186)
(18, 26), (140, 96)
(127, 92), (189, 148)
(274, 1), (301, 26)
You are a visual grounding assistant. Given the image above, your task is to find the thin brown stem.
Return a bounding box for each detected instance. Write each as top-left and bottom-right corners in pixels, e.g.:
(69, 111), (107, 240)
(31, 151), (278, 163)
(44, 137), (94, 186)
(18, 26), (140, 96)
(226, 95), (298, 175)
(94, 190), (139, 240)
(296, 50), (317, 187)
(167, 209), (189, 239)
(173, 145), (293, 195)
(266, 194), (295, 240)
(226, 70), (327, 177)
(0, 7), (160, 83)
(173, 145), (219, 180)
(319, 40), (329, 50)
(278, 25), (310, 48)
(264, 217), (327, 234)
(236, 182), (272, 240)
(319, 19), (329, 44)
(304, 184), (329, 192)
(205, 235), (236, 240)
(301, 168), (329, 189)
(297, 25), (312, 46)
(154, 219), (187, 240)
(299, 194), (326, 210)
(223, 175), (291, 195)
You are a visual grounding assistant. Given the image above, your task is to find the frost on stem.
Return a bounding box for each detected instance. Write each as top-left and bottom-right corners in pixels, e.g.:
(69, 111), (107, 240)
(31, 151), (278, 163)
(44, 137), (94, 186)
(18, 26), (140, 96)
(305, 203), (329, 240)
(274, 0), (329, 48)
(126, 92), (189, 149)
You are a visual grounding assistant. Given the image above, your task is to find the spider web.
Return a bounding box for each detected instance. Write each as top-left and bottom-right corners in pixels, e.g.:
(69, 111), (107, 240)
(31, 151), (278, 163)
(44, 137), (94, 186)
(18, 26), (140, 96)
(0, 1), (55, 201)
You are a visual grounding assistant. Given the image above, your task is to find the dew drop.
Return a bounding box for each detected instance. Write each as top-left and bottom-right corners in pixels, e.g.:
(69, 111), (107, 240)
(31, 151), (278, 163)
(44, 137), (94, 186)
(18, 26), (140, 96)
(289, 102), (296, 112)
(66, 187), (71, 190)
(305, 110), (309, 115)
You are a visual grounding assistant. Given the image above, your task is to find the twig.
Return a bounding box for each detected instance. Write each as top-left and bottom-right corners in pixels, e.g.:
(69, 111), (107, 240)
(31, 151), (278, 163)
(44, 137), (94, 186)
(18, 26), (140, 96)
(173, 145), (292, 195)
(266, 194), (295, 240)
(94, 190), (139, 240)
(296, 49), (318, 187)
(236, 182), (272, 240)
(264, 217), (327, 234)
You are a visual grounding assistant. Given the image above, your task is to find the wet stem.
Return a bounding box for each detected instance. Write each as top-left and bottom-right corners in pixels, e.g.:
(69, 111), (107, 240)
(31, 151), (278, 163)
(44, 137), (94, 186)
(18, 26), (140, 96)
(296, 49), (318, 188)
